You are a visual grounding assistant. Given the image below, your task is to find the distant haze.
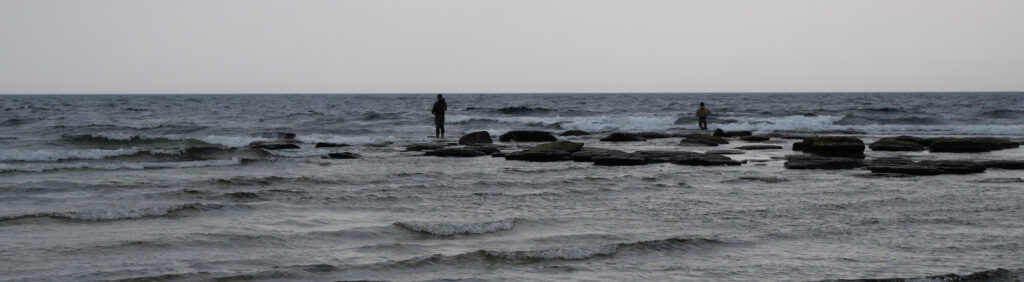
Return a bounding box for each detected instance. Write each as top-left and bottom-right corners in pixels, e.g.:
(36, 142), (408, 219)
(2, 0), (1022, 94)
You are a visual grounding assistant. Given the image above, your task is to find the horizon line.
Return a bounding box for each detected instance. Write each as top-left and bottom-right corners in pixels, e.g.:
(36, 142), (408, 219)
(3, 91), (1024, 95)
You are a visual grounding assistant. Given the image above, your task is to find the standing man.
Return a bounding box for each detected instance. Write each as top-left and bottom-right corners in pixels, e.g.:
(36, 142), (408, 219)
(431, 94), (447, 138)
(696, 102), (710, 130)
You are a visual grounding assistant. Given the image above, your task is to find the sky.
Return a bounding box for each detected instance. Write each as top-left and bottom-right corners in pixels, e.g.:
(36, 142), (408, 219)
(1, 0), (1023, 94)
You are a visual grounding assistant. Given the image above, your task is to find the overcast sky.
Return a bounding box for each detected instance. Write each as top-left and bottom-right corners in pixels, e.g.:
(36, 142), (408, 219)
(1, 0), (1022, 94)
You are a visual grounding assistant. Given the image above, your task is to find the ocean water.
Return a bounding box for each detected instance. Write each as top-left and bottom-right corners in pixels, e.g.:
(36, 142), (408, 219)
(1, 93), (1023, 281)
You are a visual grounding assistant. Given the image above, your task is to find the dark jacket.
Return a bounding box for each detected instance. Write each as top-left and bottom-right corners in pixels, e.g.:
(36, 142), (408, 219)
(432, 99), (447, 116)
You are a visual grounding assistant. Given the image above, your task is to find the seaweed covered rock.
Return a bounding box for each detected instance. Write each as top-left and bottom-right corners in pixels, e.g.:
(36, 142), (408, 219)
(532, 141), (584, 152)
(569, 147), (629, 162)
(425, 148), (487, 157)
(792, 136), (865, 158)
(867, 157), (986, 175)
(680, 134), (729, 146)
(928, 137), (1019, 153)
(600, 132), (647, 142)
(498, 131), (557, 142)
(458, 131), (493, 145)
(713, 129), (753, 137)
(869, 137), (927, 151)
(559, 130), (591, 136)
(784, 154), (864, 170)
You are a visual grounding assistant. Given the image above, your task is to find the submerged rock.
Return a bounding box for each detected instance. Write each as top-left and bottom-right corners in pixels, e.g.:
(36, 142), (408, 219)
(736, 145), (783, 150)
(498, 131), (557, 142)
(793, 136), (865, 158)
(739, 135), (770, 142)
(593, 155), (648, 166)
(866, 157), (986, 175)
(706, 149), (745, 155)
(928, 137), (1019, 153)
(315, 142), (350, 148)
(981, 160), (1024, 170)
(670, 153), (742, 166)
(504, 150), (572, 162)
(784, 154), (864, 170)
(869, 137), (927, 151)
(600, 132), (647, 142)
(458, 131), (493, 145)
(464, 144), (502, 155)
(637, 132), (671, 139)
(569, 147), (629, 162)
(532, 141), (584, 152)
(713, 128), (753, 137)
(680, 134), (729, 146)
(405, 143), (449, 151)
(250, 141), (300, 150)
(559, 130), (591, 136)
(425, 148), (487, 157)
(323, 152), (360, 159)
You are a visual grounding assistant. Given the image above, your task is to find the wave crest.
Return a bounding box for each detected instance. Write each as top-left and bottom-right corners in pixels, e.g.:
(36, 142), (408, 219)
(393, 218), (522, 236)
(0, 202), (224, 223)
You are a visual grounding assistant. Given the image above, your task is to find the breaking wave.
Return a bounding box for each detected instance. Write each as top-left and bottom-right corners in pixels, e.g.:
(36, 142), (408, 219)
(393, 218), (523, 236)
(0, 158), (243, 173)
(0, 202), (225, 223)
(446, 114), (679, 133)
(62, 133), (268, 148)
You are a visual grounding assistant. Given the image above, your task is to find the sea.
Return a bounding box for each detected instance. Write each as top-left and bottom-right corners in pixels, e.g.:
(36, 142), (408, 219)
(1, 93), (1022, 281)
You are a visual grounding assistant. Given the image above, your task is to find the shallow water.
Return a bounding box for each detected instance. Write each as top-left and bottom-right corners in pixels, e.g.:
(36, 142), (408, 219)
(1, 93), (1022, 281)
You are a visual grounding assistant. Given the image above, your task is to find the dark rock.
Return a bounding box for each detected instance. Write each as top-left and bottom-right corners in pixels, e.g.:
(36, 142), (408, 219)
(498, 131), (557, 142)
(975, 178), (1024, 183)
(464, 144), (501, 155)
(633, 150), (703, 164)
(600, 132), (647, 142)
(793, 136), (865, 158)
(928, 137), (1019, 153)
(405, 143), (448, 151)
(713, 128), (753, 137)
(784, 154), (864, 170)
(250, 142), (300, 150)
(637, 132), (671, 139)
(425, 148), (487, 157)
(323, 152), (360, 159)
(869, 138), (926, 151)
(559, 130), (591, 136)
(458, 131), (493, 145)
(981, 160), (1024, 170)
(739, 135), (770, 142)
(252, 132), (296, 139)
(569, 147), (628, 162)
(532, 141), (584, 152)
(670, 153), (742, 166)
(504, 150), (572, 162)
(867, 157), (986, 175)
(736, 145), (783, 150)
(593, 156), (648, 166)
(498, 106), (552, 115)
(706, 149), (745, 155)
(680, 134), (728, 146)
(315, 142), (350, 148)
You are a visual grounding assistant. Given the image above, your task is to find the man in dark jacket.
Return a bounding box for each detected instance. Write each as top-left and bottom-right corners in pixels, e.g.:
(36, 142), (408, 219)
(695, 102), (710, 130)
(431, 94), (447, 138)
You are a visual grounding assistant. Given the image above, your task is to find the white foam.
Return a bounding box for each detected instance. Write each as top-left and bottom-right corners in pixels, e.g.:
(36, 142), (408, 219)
(395, 218), (520, 236)
(198, 135), (268, 147)
(0, 148), (141, 162)
(0, 159), (242, 173)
